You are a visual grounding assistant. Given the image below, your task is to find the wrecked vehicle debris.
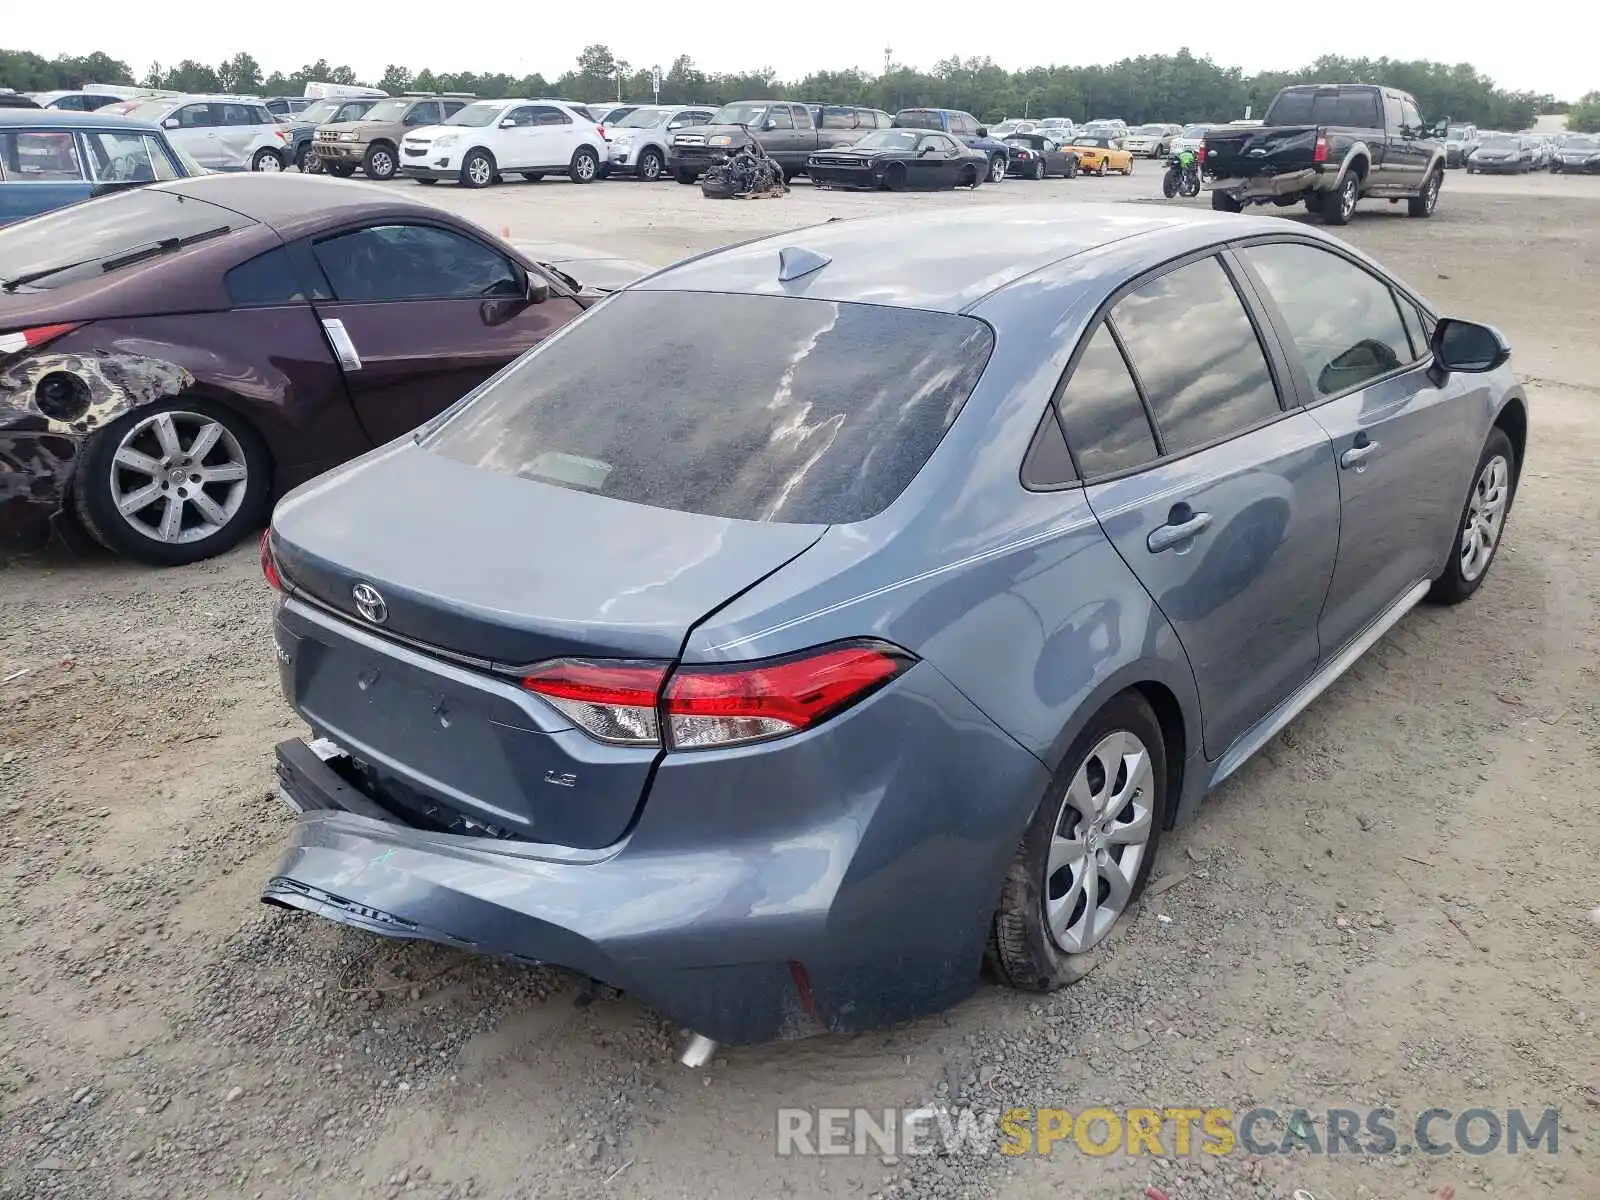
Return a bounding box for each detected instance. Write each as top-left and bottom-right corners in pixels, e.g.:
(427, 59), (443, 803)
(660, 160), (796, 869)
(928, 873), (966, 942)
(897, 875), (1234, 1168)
(0, 173), (638, 563)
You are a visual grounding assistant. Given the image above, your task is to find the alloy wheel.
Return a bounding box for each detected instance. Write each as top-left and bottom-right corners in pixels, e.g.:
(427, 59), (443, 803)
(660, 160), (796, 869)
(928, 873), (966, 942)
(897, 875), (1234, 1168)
(370, 150), (394, 178)
(1460, 454), (1511, 582)
(108, 411), (248, 545)
(1424, 172), (1441, 213)
(1044, 730), (1155, 954)
(468, 156), (493, 186)
(1340, 176), (1358, 220)
(640, 151), (662, 180)
(575, 153), (597, 181)
(989, 156), (1006, 183)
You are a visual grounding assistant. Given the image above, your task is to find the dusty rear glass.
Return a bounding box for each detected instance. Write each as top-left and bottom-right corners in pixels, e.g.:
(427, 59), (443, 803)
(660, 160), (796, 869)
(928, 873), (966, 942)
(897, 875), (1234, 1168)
(426, 290), (995, 524)
(1266, 87), (1382, 127)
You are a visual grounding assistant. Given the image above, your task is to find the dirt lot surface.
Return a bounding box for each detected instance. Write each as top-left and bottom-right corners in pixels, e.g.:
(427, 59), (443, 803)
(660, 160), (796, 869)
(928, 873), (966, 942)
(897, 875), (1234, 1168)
(2, 168), (1599, 1200)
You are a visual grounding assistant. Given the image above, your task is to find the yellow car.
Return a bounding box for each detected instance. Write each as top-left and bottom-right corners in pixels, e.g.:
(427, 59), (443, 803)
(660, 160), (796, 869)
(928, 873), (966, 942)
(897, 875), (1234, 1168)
(1064, 135), (1134, 176)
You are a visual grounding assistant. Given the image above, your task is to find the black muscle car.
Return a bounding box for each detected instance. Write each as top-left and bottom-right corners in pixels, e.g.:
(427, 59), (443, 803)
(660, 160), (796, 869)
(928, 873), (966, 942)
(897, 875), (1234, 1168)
(1003, 133), (1080, 179)
(807, 129), (990, 190)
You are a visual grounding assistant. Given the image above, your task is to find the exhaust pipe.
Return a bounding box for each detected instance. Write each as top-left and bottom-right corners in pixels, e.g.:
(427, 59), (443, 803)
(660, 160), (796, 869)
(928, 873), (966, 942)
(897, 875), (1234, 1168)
(679, 1032), (718, 1068)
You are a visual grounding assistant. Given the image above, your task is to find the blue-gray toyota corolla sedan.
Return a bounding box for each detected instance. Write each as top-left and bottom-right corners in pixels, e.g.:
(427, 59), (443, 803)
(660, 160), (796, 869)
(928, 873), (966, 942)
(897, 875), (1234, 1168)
(261, 204), (1525, 1047)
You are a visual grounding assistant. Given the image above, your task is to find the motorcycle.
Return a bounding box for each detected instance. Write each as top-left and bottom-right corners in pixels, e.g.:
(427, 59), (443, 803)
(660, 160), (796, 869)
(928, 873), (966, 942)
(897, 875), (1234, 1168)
(1162, 149), (1201, 199)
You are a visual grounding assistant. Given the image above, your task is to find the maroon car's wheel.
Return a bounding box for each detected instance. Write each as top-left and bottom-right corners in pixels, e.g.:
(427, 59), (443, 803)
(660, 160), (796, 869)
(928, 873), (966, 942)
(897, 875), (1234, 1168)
(73, 400), (272, 566)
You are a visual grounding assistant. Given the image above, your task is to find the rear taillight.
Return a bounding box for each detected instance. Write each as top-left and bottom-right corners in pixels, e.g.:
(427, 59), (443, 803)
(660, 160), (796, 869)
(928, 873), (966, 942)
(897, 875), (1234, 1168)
(522, 660), (668, 746)
(1196, 140), (1206, 162)
(1313, 135), (1328, 164)
(260, 531), (284, 592)
(0, 322), (83, 356)
(521, 640), (915, 751)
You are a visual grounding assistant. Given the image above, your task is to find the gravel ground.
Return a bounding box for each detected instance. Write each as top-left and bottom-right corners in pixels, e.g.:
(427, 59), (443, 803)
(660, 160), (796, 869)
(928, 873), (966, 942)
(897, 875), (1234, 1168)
(2, 167), (1599, 1200)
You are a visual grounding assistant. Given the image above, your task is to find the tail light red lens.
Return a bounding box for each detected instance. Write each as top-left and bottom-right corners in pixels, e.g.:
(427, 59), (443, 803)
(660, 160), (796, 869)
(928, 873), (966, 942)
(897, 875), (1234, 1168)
(520, 641), (915, 751)
(522, 660), (669, 745)
(664, 642), (912, 749)
(0, 322), (83, 356)
(1313, 135), (1329, 164)
(260, 531), (284, 592)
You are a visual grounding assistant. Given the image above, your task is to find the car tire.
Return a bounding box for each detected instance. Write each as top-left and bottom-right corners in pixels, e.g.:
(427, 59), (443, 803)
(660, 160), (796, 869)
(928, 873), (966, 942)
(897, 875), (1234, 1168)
(1124, 157), (1133, 175)
(250, 148), (284, 172)
(987, 690), (1168, 991)
(884, 162), (908, 191)
(637, 148), (664, 181)
(1032, 159), (1046, 181)
(522, 172), (545, 182)
(988, 155), (1007, 183)
(362, 143), (397, 181)
(325, 162), (354, 178)
(1407, 168), (1442, 217)
(294, 144), (312, 172)
(460, 149), (496, 189)
(1322, 170), (1360, 225)
(1426, 427), (1517, 606)
(1095, 159), (1107, 176)
(414, 177), (438, 186)
(1211, 190), (1242, 212)
(72, 400), (272, 567)
(1065, 158), (1078, 179)
(675, 167), (698, 184)
(569, 146), (600, 184)
(961, 164), (980, 188)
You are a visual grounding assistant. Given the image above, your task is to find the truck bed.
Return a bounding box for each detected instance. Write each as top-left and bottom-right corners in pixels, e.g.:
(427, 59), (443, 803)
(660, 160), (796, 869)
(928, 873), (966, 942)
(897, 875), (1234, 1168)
(1201, 125), (1322, 180)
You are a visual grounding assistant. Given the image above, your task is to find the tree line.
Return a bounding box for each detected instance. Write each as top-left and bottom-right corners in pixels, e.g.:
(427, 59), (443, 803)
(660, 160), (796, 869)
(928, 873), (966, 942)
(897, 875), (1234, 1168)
(1, 44), (1582, 132)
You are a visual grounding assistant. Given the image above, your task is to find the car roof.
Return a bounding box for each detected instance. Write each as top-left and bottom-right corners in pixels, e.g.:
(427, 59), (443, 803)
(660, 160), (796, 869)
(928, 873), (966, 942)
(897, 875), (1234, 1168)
(146, 172), (440, 227)
(635, 204), (1260, 314)
(0, 108), (163, 132)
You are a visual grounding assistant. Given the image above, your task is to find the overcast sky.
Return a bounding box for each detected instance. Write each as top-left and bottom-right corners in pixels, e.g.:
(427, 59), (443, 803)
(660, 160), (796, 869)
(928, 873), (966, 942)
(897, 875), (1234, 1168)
(9, 11), (1592, 104)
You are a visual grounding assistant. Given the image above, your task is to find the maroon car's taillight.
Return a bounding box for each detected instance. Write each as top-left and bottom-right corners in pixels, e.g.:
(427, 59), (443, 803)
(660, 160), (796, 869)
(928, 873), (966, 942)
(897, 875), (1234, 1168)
(520, 641), (916, 751)
(260, 531), (284, 592)
(0, 322), (83, 356)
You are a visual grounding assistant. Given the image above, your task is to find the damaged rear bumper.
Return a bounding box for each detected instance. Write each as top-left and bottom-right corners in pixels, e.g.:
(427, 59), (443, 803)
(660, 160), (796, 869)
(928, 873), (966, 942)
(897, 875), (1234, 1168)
(264, 652), (1051, 1044)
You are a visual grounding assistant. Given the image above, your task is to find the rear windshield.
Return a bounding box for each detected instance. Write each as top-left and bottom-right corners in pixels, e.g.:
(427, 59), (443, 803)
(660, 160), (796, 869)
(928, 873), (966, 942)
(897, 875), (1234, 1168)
(426, 290), (995, 524)
(894, 110), (944, 130)
(1266, 88), (1381, 127)
(0, 188), (250, 291)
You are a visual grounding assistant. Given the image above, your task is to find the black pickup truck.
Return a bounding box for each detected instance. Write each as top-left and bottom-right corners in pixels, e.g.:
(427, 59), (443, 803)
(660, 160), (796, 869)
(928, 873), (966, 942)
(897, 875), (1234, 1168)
(667, 100), (885, 183)
(1201, 83), (1447, 225)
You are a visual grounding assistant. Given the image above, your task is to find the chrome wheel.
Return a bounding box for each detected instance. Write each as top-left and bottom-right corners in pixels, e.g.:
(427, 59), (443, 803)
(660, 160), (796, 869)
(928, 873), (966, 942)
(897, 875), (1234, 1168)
(1340, 176), (1358, 220)
(574, 153), (597, 181)
(1459, 454), (1510, 582)
(109, 411), (248, 545)
(1423, 172), (1440, 213)
(1044, 730), (1155, 954)
(368, 149), (394, 179)
(467, 154), (493, 186)
(989, 156), (1006, 183)
(639, 150), (662, 181)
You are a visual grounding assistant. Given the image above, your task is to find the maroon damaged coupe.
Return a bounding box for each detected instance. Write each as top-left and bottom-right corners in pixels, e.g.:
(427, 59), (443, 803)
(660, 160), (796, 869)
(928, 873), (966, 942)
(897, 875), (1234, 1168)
(0, 173), (646, 564)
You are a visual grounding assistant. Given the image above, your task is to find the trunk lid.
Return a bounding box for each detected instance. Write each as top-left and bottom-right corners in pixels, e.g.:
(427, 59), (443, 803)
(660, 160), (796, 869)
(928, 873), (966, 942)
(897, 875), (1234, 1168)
(269, 440), (825, 849)
(1202, 125), (1320, 179)
(271, 440), (827, 668)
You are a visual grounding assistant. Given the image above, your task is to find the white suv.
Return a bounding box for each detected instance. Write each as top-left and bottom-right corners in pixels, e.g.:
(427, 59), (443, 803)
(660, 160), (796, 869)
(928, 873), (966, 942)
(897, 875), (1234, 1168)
(117, 95), (292, 171)
(400, 99), (608, 187)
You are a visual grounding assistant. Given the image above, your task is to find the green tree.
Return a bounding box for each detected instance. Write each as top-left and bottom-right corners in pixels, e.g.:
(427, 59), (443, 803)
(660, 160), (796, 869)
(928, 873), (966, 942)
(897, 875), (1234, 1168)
(1569, 91), (1600, 133)
(218, 51), (262, 94)
(162, 60), (222, 92)
(377, 63), (413, 94)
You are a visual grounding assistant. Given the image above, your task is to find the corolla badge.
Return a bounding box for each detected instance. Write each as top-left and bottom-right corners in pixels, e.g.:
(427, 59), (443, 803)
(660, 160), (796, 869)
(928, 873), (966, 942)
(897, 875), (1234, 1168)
(352, 583), (388, 625)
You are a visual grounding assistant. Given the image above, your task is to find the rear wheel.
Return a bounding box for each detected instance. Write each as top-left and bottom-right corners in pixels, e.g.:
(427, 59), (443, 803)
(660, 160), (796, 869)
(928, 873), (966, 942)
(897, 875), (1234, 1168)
(637, 148), (664, 181)
(675, 167), (698, 184)
(522, 172), (545, 182)
(414, 177), (438, 186)
(294, 144), (312, 172)
(73, 400), (272, 566)
(460, 149), (496, 188)
(1427, 428), (1517, 605)
(1322, 170), (1360, 225)
(569, 146), (600, 183)
(988, 691), (1168, 990)
(250, 148), (283, 172)
(1211, 190), (1241, 212)
(325, 162), (354, 178)
(1032, 159), (1046, 181)
(1095, 159), (1107, 176)
(1162, 169), (1179, 199)
(1123, 157), (1133, 175)
(362, 143), (397, 181)
(960, 164), (980, 188)
(1407, 168), (1442, 217)
(989, 154), (1007, 183)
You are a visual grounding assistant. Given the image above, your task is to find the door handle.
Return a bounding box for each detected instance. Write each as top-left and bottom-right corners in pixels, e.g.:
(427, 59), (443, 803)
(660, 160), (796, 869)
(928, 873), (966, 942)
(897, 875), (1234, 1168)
(1340, 436), (1381, 470)
(321, 318), (362, 372)
(1146, 506), (1212, 554)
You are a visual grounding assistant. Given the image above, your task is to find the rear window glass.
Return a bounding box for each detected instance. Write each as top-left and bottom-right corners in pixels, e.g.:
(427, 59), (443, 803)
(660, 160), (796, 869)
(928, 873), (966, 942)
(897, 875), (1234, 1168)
(0, 189), (251, 291)
(426, 290), (995, 524)
(1266, 88), (1381, 128)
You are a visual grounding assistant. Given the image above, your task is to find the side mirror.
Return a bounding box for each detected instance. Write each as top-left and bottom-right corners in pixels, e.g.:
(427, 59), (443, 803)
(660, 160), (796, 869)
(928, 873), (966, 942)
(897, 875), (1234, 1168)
(1431, 318), (1509, 375)
(975, 126), (988, 138)
(500, 118), (516, 128)
(163, 117), (179, 129)
(526, 275), (550, 305)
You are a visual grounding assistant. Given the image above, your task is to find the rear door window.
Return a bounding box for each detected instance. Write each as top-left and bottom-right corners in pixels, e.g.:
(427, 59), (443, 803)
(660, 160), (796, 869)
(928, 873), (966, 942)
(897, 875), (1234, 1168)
(313, 224), (520, 302)
(1055, 324), (1159, 477)
(0, 131), (87, 181)
(1110, 256), (1282, 453)
(1240, 242), (1416, 396)
(426, 290), (995, 524)
(225, 246), (305, 306)
(767, 107), (793, 130)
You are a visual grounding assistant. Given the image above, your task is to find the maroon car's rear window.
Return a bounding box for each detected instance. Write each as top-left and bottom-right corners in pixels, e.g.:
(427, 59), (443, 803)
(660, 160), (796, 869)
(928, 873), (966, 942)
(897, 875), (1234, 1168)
(425, 290), (995, 525)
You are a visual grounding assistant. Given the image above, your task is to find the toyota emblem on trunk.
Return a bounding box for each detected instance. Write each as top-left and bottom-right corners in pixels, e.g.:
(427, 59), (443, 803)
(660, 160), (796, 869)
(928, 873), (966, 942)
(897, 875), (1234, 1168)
(352, 583), (388, 625)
